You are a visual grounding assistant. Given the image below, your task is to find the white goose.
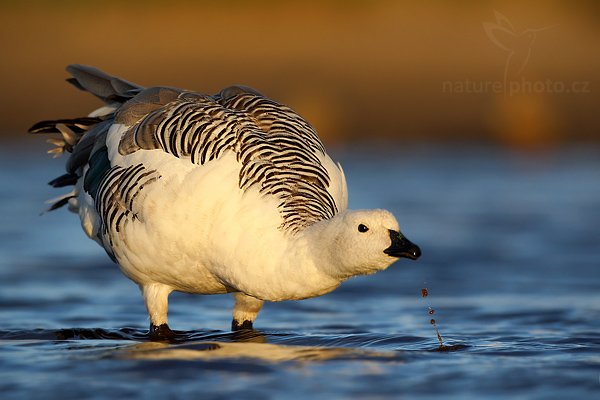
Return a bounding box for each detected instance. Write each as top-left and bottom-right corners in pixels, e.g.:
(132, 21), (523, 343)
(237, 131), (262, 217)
(31, 65), (421, 339)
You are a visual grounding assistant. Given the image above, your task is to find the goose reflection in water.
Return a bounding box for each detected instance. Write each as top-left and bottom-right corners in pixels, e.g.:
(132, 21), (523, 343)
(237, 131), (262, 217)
(121, 330), (398, 363)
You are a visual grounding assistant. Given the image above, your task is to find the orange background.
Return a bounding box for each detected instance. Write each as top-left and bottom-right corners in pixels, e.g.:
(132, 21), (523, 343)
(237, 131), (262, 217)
(1, 1), (598, 149)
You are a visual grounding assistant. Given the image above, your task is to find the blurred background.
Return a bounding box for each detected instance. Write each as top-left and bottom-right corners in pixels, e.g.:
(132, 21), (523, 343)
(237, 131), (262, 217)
(0, 0), (598, 148)
(1, 1), (599, 399)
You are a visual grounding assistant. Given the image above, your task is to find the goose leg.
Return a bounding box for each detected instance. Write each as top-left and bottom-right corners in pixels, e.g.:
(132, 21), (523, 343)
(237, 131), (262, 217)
(142, 283), (175, 340)
(232, 292), (264, 331)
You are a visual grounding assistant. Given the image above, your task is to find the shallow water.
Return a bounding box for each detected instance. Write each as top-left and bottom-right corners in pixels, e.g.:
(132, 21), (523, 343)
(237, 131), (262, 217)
(1, 143), (599, 399)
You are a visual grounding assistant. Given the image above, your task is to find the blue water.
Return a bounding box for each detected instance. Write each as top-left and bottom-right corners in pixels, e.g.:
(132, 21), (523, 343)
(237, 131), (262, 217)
(1, 141), (599, 399)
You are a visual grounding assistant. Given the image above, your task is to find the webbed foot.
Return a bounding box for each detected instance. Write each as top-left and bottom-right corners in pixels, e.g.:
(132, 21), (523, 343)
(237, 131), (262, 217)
(149, 323), (176, 341)
(231, 319), (254, 331)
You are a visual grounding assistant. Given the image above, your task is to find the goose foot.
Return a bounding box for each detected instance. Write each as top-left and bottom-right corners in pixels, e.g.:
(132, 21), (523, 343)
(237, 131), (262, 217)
(149, 323), (176, 341)
(231, 319), (254, 331)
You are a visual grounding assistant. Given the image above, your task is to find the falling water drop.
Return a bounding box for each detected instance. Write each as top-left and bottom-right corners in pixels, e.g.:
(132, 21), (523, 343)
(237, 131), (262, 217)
(421, 287), (446, 351)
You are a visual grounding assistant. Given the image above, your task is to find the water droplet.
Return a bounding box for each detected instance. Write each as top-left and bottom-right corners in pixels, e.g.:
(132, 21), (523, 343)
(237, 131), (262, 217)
(421, 287), (445, 349)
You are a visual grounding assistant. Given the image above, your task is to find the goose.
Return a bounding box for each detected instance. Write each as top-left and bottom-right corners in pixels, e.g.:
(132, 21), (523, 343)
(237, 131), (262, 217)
(30, 65), (421, 339)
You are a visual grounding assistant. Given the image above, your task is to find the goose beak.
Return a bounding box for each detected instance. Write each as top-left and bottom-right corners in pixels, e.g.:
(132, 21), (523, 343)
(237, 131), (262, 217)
(384, 230), (421, 260)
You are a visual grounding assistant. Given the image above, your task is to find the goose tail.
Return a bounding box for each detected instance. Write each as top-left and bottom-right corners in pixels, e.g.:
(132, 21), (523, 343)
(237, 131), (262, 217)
(29, 64), (144, 211)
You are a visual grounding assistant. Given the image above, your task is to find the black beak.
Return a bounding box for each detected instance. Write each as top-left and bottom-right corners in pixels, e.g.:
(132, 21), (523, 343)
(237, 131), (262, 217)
(384, 230), (421, 260)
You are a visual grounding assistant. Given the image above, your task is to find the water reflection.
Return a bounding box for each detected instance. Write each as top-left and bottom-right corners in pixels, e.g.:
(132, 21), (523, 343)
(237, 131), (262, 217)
(122, 340), (397, 363)
(34, 327), (403, 363)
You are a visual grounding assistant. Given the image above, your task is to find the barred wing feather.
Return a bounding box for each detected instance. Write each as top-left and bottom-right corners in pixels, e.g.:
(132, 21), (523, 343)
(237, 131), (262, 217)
(118, 86), (340, 234)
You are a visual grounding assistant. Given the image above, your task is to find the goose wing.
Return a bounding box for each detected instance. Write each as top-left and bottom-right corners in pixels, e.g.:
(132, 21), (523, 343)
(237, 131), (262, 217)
(117, 84), (343, 234)
(34, 65), (347, 259)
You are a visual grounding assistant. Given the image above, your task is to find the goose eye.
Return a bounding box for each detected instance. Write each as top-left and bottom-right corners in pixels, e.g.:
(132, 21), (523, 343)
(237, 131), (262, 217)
(358, 224), (369, 233)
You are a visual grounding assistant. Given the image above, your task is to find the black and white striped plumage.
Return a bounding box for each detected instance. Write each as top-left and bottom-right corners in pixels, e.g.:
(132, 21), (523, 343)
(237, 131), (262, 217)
(117, 86), (338, 234)
(31, 65), (420, 338)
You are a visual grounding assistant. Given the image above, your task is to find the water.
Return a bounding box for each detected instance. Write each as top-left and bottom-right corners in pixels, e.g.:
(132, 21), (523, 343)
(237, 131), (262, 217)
(1, 142), (599, 399)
